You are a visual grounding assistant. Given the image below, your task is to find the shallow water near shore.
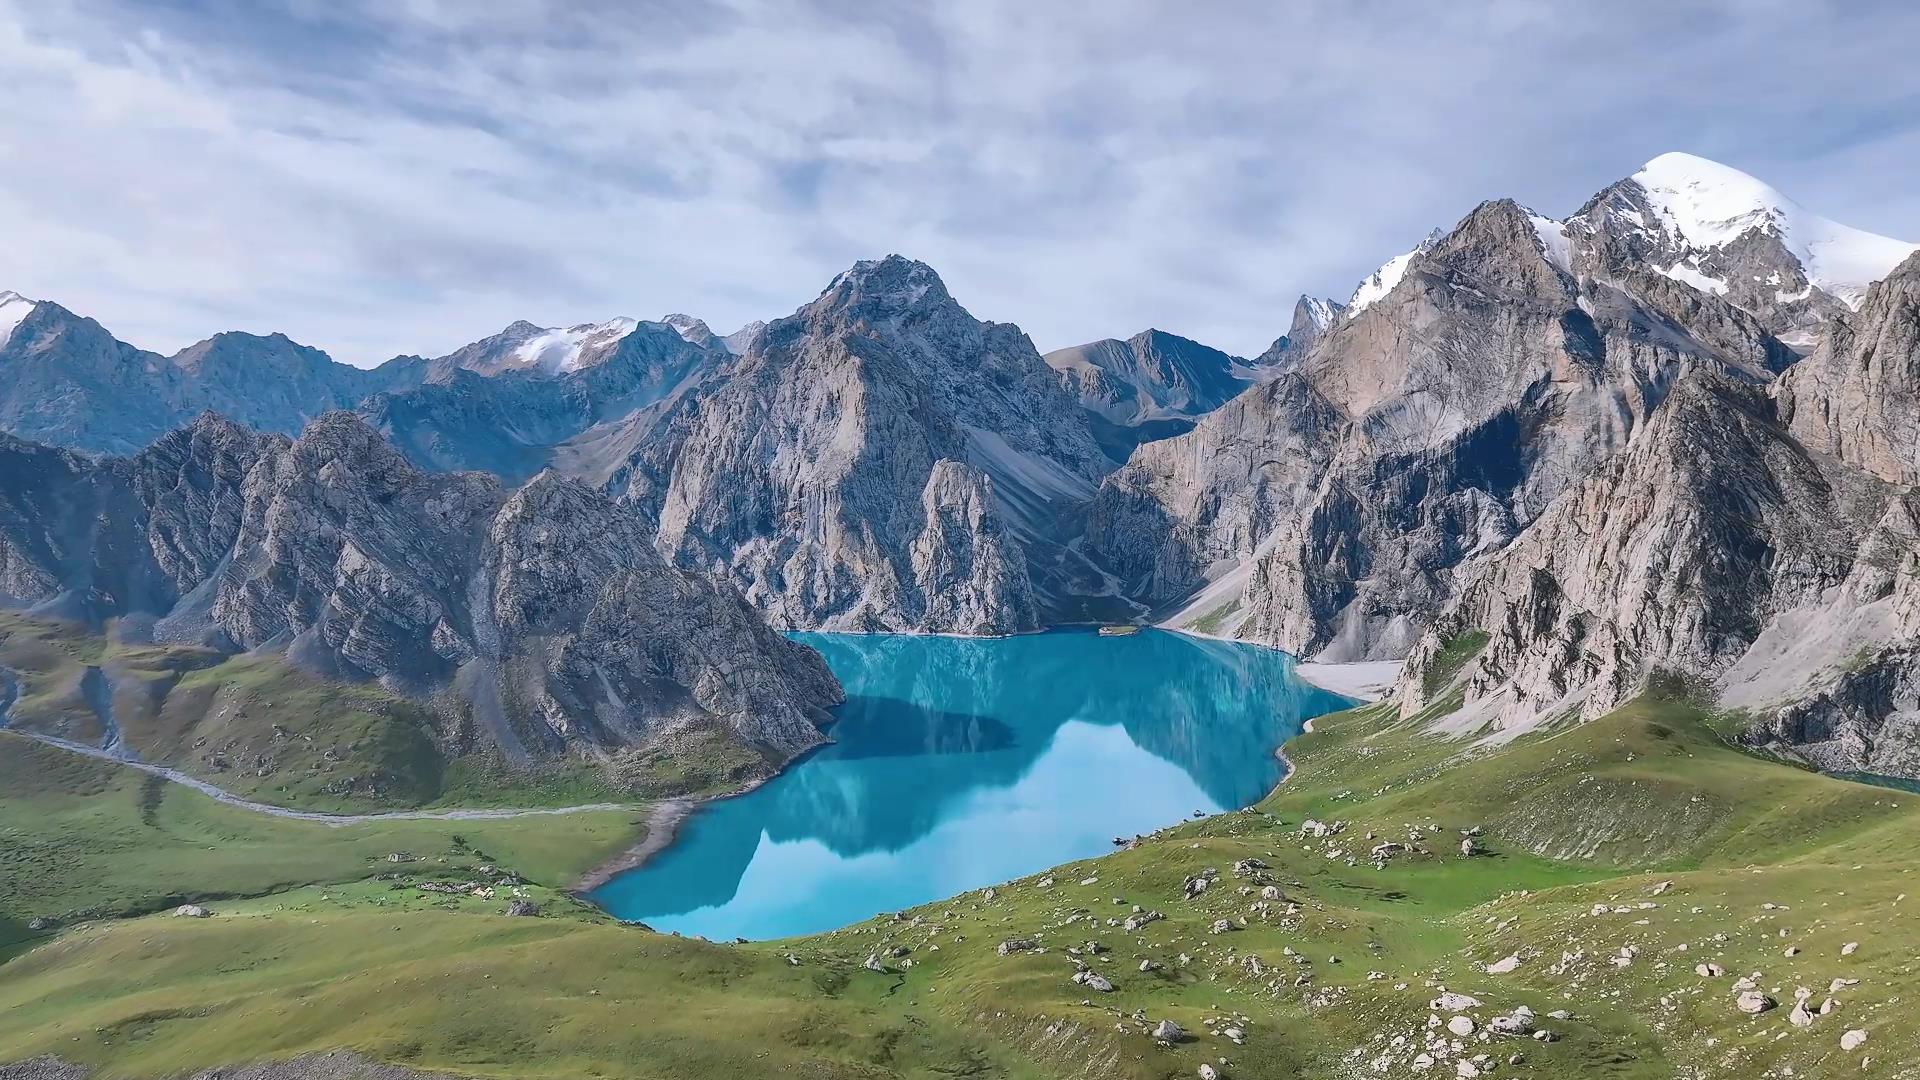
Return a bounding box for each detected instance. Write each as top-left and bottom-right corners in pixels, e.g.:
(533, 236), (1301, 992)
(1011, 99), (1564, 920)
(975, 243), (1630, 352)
(586, 627), (1351, 939)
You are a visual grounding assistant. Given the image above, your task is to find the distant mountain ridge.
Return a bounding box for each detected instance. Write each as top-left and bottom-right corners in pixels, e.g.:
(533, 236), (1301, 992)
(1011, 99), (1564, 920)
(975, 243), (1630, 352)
(7, 151), (1920, 779)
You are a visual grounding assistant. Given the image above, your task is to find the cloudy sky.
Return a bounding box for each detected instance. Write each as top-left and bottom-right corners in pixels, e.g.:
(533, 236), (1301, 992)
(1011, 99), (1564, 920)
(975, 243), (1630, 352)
(3, 0), (1918, 365)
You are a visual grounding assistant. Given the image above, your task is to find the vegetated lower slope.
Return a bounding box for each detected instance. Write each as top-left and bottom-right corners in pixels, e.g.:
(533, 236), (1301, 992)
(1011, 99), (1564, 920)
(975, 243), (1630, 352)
(0, 738), (640, 948)
(3, 686), (1914, 1080)
(0, 613), (448, 812)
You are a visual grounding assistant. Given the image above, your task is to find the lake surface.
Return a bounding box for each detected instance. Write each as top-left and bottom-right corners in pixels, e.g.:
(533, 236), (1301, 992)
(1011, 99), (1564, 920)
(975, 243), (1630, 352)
(587, 627), (1352, 939)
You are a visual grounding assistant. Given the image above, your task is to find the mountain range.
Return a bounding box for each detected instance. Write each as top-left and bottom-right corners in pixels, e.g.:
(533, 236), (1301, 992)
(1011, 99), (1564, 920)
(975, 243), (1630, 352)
(3, 150), (1919, 784)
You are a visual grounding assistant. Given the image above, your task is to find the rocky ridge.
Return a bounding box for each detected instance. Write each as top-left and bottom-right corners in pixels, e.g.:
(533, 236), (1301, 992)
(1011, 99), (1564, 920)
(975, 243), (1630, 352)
(603, 255), (1111, 634)
(1088, 155), (1920, 774)
(0, 412), (841, 769)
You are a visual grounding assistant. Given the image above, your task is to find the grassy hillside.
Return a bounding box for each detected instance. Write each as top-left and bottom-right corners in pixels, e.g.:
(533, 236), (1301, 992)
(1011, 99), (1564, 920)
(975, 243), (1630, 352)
(3, 690), (1916, 1079)
(0, 738), (643, 935)
(0, 614), (632, 812)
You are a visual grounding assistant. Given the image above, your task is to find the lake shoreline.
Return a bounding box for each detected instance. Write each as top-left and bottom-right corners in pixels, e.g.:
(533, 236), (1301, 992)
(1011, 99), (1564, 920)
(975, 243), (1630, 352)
(576, 626), (1359, 930)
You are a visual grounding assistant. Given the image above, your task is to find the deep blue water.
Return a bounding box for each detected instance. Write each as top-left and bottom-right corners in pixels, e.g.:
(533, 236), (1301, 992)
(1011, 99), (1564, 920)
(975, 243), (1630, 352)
(587, 627), (1351, 940)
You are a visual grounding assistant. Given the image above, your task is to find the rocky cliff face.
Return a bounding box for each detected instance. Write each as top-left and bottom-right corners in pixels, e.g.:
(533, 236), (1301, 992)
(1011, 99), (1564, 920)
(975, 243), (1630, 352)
(0, 413), (841, 767)
(1082, 154), (1920, 779)
(1388, 235), (1920, 770)
(1089, 197), (1787, 660)
(604, 256), (1107, 634)
(1776, 252), (1920, 485)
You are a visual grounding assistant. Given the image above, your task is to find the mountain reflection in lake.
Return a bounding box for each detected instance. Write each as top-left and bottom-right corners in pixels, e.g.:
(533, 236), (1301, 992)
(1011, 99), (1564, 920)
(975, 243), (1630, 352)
(587, 627), (1351, 939)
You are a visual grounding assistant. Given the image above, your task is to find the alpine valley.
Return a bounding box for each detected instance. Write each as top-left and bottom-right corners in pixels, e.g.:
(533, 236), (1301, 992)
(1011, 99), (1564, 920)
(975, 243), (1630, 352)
(6, 152), (1920, 1080)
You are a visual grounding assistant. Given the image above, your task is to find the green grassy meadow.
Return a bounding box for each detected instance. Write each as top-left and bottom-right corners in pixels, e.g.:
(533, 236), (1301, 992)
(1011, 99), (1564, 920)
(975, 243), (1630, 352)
(4, 661), (1917, 1078)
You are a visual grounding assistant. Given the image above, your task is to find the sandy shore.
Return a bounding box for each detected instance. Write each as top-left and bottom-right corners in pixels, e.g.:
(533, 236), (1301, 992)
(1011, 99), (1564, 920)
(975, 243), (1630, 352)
(570, 797), (698, 893)
(1295, 659), (1403, 703)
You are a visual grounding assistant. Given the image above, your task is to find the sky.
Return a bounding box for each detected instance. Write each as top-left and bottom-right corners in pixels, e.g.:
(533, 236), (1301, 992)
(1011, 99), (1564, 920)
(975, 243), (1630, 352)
(3, 0), (1919, 366)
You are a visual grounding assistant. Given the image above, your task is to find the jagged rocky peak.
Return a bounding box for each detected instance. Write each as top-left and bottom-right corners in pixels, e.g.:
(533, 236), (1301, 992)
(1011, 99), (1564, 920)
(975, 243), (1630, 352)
(662, 313), (721, 350)
(1570, 151), (1918, 344)
(722, 320), (766, 356)
(1345, 228), (1445, 316)
(663, 313), (761, 356)
(602, 254), (1103, 634)
(1253, 294), (1347, 370)
(1777, 249), (1920, 484)
(812, 254), (955, 322)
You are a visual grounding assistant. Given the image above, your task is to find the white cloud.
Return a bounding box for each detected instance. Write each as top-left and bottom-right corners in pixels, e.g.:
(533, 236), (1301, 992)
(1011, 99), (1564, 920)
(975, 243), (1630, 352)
(0, 0), (1916, 365)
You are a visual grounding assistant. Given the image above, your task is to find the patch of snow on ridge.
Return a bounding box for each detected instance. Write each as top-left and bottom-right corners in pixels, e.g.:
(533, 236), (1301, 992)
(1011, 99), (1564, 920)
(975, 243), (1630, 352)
(0, 290), (35, 349)
(510, 317), (638, 373)
(1346, 230), (1444, 317)
(1299, 296), (1341, 330)
(1633, 151), (1917, 309)
(1528, 212), (1573, 273)
(1659, 262), (1729, 296)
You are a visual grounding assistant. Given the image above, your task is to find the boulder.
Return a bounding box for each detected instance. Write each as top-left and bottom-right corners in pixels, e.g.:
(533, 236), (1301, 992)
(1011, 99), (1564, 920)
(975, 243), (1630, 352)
(1735, 991), (1775, 1014)
(173, 905), (211, 918)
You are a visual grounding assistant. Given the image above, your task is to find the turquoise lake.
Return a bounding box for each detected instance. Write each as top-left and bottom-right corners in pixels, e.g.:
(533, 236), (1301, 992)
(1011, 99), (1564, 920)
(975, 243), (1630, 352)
(587, 627), (1352, 939)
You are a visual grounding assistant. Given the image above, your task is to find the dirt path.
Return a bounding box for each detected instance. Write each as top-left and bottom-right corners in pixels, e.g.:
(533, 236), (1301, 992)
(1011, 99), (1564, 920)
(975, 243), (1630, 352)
(0, 723), (629, 827)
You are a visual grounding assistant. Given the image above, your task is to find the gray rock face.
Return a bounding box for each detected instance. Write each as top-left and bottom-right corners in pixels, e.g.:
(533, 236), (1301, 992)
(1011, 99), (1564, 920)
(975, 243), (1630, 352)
(1090, 198), (1785, 660)
(1083, 155), (1920, 775)
(1777, 252), (1920, 485)
(1390, 247), (1920, 766)
(1396, 374), (1883, 733)
(0, 412), (841, 763)
(605, 256), (1108, 634)
(1044, 329), (1249, 459)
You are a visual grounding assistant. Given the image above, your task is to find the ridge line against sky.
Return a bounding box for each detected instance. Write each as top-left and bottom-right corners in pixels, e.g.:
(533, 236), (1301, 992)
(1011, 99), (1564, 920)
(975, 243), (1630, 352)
(2, 0), (1918, 367)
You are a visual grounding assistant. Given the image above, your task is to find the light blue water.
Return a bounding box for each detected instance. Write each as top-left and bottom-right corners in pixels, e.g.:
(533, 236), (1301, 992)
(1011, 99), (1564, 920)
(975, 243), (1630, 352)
(587, 627), (1352, 940)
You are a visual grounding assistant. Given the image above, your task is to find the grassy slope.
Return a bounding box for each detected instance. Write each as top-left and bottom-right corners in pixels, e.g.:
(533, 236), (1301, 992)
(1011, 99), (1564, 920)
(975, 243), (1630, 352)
(0, 614), (632, 812)
(0, 738), (643, 932)
(3, 694), (1918, 1079)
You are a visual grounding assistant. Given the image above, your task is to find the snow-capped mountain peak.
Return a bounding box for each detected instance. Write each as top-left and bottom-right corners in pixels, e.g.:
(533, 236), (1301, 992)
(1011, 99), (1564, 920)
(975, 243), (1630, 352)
(1626, 151), (1917, 310)
(508, 317), (639, 374)
(1346, 229), (1446, 317)
(0, 290), (37, 349)
(1298, 295), (1342, 332)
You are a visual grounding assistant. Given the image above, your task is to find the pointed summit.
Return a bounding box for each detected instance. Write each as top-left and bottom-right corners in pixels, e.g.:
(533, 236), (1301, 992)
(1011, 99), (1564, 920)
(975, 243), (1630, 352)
(815, 255), (954, 317)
